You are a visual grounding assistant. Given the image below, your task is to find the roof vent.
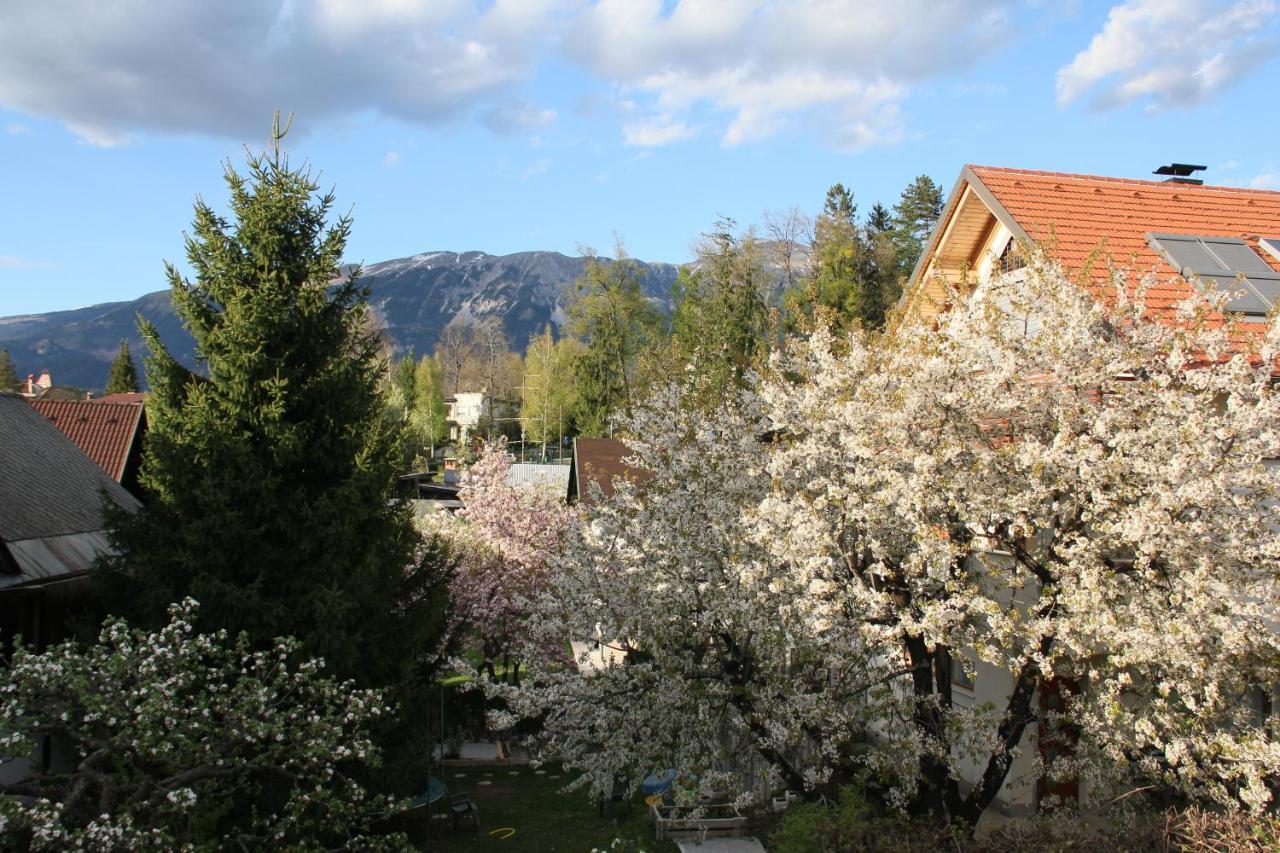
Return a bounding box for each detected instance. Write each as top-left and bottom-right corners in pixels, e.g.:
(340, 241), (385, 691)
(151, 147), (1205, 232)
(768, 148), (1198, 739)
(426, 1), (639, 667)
(1154, 163), (1206, 185)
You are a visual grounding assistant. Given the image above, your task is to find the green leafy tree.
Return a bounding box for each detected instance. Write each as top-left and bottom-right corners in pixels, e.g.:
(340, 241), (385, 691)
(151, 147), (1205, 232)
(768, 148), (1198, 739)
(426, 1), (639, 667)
(566, 244), (661, 437)
(0, 600), (412, 851)
(98, 120), (451, 700)
(103, 340), (140, 395)
(670, 218), (772, 398)
(520, 326), (581, 455)
(409, 353), (449, 459)
(0, 349), (20, 393)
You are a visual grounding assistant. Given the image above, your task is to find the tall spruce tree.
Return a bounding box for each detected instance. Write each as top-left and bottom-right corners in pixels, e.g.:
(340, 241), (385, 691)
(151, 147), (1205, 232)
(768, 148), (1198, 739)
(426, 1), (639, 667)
(890, 174), (944, 281)
(99, 120), (450, 695)
(103, 340), (140, 395)
(0, 349), (20, 392)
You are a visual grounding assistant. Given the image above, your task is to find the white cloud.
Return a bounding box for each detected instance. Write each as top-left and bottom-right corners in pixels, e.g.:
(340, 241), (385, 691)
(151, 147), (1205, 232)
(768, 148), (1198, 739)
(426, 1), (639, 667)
(566, 0), (1010, 149)
(622, 115), (698, 147)
(0, 0), (1021, 150)
(521, 158), (552, 181)
(383, 150), (400, 167)
(0, 0), (557, 144)
(483, 98), (558, 134)
(1057, 0), (1278, 111)
(1250, 172), (1280, 189)
(5, 123), (28, 135)
(0, 254), (46, 269)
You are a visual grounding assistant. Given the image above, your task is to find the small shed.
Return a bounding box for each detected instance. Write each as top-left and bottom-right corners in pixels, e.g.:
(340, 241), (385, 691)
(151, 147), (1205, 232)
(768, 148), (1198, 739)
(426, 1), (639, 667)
(566, 437), (652, 505)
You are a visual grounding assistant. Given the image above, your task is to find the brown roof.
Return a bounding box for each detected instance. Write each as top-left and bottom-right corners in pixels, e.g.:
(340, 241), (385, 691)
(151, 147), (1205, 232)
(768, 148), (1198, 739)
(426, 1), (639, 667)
(568, 437), (652, 505)
(96, 392), (146, 405)
(968, 165), (1280, 335)
(29, 399), (145, 482)
(0, 396), (139, 585)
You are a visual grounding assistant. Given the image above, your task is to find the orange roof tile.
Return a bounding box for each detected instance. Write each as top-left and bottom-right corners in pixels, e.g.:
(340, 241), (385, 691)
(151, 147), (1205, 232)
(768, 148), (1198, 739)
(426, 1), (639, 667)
(28, 399), (145, 482)
(969, 165), (1280, 337)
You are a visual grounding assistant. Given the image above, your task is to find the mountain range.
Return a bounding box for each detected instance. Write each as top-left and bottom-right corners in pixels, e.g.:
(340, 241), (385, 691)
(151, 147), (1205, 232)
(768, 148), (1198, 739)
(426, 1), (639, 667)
(0, 250), (686, 392)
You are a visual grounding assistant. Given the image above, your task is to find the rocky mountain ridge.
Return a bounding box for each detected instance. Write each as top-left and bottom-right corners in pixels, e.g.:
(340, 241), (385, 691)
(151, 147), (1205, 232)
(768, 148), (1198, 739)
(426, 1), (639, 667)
(0, 249), (685, 392)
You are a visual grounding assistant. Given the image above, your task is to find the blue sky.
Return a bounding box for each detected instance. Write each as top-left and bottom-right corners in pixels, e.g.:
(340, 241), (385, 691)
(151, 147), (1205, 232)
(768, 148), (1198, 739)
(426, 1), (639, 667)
(1, 0), (1278, 316)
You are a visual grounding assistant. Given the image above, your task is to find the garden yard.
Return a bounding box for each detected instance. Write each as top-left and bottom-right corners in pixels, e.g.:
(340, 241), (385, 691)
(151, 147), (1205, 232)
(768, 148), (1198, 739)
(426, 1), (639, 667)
(408, 763), (679, 852)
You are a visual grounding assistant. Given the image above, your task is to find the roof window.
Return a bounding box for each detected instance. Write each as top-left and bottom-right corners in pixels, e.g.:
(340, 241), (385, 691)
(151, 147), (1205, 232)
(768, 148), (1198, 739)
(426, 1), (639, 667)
(1260, 238), (1280, 265)
(1147, 233), (1280, 316)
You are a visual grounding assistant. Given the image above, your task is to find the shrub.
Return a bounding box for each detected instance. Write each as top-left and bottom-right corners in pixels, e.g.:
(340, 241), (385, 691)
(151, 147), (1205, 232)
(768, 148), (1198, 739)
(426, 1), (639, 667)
(0, 600), (410, 851)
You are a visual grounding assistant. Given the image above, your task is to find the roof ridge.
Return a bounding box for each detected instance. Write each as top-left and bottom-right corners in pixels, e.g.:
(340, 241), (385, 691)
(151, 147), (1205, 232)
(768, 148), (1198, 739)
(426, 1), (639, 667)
(968, 164), (1280, 197)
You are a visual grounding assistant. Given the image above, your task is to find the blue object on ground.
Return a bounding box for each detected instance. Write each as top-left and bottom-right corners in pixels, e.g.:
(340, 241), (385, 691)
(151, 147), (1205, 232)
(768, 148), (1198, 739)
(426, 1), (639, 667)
(642, 768), (677, 795)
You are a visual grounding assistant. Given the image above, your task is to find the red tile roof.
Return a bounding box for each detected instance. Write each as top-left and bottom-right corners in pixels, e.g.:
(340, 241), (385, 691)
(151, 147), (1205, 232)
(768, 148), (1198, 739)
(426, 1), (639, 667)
(95, 392), (146, 405)
(28, 399), (145, 482)
(969, 165), (1280, 336)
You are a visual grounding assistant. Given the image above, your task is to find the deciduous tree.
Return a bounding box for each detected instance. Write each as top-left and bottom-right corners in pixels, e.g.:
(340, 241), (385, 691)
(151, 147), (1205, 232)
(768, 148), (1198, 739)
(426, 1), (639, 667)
(757, 251), (1280, 827)
(566, 244), (661, 437)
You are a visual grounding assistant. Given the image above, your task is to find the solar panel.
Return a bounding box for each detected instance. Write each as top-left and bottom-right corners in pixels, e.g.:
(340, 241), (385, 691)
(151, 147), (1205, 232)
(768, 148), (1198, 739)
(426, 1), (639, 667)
(1148, 233), (1280, 316)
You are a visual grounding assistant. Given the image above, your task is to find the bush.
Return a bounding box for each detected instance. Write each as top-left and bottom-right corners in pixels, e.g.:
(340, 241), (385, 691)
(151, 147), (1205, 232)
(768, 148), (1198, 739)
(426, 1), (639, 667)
(0, 600), (411, 851)
(772, 785), (956, 853)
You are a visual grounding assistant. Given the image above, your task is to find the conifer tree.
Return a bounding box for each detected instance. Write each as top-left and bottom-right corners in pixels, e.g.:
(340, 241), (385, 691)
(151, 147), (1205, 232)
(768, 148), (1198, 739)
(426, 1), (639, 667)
(890, 174), (944, 281)
(0, 349), (20, 393)
(103, 340), (140, 395)
(784, 183), (886, 332)
(99, 118), (450, 696)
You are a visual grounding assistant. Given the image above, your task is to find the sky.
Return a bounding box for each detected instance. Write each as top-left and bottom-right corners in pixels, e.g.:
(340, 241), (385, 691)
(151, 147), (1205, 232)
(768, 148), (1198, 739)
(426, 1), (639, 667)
(1, 0), (1278, 316)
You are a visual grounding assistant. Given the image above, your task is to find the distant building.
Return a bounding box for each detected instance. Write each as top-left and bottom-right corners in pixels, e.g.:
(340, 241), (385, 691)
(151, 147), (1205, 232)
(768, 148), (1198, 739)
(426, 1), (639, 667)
(18, 371), (52, 399)
(445, 390), (519, 444)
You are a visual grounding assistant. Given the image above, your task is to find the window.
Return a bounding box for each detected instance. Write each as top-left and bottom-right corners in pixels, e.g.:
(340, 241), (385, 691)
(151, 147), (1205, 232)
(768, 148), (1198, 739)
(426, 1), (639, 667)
(1148, 233), (1280, 316)
(951, 654), (975, 691)
(1260, 238), (1280, 265)
(998, 237), (1026, 274)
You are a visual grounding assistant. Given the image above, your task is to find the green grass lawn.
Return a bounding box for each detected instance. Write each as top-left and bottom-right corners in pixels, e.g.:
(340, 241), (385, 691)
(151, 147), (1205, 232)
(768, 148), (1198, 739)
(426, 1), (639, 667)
(406, 764), (679, 853)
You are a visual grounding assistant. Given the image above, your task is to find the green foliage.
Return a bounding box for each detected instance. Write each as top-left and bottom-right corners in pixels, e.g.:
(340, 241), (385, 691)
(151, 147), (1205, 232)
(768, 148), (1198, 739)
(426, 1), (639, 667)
(566, 245), (661, 437)
(410, 353), (449, 454)
(103, 340), (140, 395)
(520, 325), (581, 451)
(0, 349), (20, 392)
(785, 183), (887, 333)
(670, 219), (772, 398)
(98, 131), (452, 702)
(889, 174), (944, 282)
(386, 350), (449, 468)
(0, 600), (411, 851)
(771, 786), (951, 853)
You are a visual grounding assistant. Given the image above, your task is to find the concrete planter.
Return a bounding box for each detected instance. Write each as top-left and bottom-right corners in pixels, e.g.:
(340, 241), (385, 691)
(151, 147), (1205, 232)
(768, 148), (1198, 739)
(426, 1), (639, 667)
(650, 803), (747, 842)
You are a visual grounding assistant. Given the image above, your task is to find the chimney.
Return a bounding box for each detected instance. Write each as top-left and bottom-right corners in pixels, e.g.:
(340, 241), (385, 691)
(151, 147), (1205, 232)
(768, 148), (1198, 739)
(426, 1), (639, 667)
(1154, 163), (1206, 186)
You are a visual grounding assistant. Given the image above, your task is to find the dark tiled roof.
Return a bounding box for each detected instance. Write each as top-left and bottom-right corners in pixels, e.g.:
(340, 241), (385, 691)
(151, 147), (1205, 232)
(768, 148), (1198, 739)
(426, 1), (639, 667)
(569, 437), (652, 505)
(30, 398), (145, 482)
(0, 395), (139, 543)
